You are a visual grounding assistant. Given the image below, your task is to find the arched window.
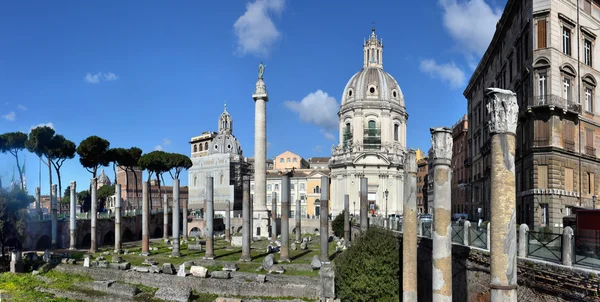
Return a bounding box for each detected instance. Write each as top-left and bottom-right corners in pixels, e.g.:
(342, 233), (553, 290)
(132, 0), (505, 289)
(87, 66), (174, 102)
(280, 158), (284, 163)
(293, 158), (297, 163)
(314, 185), (320, 193)
(287, 158), (291, 163)
(193, 145), (197, 152)
(204, 142), (208, 150)
(199, 144), (203, 151)
(394, 124), (399, 142)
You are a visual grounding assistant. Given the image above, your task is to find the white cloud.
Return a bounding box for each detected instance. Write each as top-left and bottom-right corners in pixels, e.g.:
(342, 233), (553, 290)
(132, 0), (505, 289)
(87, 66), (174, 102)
(419, 59), (466, 89)
(284, 90), (339, 130)
(163, 138), (171, 146)
(84, 72), (119, 84)
(233, 0), (285, 56)
(439, 0), (502, 57)
(2, 111), (16, 121)
(17, 104), (27, 111)
(154, 145), (164, 151)
(320, 129), (336, 141)
(29, 122), (54, 132)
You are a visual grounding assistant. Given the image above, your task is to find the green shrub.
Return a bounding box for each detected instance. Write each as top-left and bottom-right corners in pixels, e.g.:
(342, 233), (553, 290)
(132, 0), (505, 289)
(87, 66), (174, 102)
(332, 210), (345, 238)
(334, 226), (399, 301)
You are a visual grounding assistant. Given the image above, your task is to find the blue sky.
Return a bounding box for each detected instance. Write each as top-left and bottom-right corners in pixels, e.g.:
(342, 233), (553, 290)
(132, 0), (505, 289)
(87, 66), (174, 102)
(0, 0), (507, 194)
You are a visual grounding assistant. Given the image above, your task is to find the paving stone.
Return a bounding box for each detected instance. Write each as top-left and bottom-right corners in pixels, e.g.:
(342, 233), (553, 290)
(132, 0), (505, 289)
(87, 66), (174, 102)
(211, 271), (230, 279)
(132, 266), (150, 273)
(148, 265), (162, 273)
(155, 286), (191, 302)
(97, 260), (109, 268)
(256, 274), (267, 283)
(143, 258), (158, 266)
(268, 265), (285, 274)
(188, 244), (202, 251)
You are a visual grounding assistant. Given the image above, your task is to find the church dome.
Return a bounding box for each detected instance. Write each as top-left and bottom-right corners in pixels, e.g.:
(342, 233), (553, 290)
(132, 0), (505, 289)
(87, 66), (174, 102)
(97, 169), (111, 186)
(342, 67), (404, 106)
(208, 104), (243, 156)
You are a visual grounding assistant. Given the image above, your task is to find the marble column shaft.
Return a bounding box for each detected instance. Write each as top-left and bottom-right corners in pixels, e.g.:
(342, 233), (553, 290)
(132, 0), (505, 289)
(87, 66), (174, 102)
(487, 88), (518, 302)
(359, 178), (368, 232)
(280, 176), (290, 262)
(250, 195), (254, 241)
(51, 184), (58, 248)
(115, 184), (122, 253)
(141, 181), (149, 256)
(163, 193), (168, 239)
(90, 178), (98, 253)
(403, 150), (418, 302)
(295, 199), (302, 243)
(205, 176), (215, 259)
(430, 127), (453, 302)
(241, 176), (252, 261)
(344, 194), (350, 247)
(225, 199), (231, 242)
(182, 198), (188, 241)
(172, 179), (181, 257)
(36, 187), (41, 219)
(271, 193), (277, 242)
(320, 176), (329, 262)
(69, 181), (77, 250)
(253, 82), (268, 212)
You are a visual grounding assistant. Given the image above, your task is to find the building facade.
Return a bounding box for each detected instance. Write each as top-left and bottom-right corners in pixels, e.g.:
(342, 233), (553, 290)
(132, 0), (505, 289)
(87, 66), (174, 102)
(427, 148), (434, 214)
(417, 153), (429, 214)
(273, 151), (310, 171)
(329, 27), (408, 217)
(307, 157), (330, 170)
(188, 105), (250, 216)
(465, 0), (600, 228)
(451, 114), (469, 216)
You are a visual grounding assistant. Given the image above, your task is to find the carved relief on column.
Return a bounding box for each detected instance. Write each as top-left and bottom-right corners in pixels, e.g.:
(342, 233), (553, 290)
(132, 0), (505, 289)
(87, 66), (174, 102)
(430, 127), (453, 165)
(486, 88), (518, 135)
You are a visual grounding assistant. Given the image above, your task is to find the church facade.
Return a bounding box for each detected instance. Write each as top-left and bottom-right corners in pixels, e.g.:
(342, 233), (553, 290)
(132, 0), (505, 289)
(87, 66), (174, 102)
(188, 105), (250, 216)
(329, 28), (408, 217)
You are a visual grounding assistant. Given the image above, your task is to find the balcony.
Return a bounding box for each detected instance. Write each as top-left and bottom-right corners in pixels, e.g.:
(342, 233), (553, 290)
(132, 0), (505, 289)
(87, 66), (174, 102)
(363, 127), (381, 150)
(527, 95), (582, 114)
(585, 146), (596, 157)
(563, 139), (575, 152)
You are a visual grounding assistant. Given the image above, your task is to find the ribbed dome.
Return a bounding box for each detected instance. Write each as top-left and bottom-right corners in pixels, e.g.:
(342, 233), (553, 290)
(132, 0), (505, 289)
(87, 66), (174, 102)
(208, 134), (242, 156)
(97, 170), (111, 186)
(342, 67), (404, 106)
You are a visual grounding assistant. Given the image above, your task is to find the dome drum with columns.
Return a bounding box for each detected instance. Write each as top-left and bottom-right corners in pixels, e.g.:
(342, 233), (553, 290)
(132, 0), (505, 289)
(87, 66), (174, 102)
(329, 27), (408, 217)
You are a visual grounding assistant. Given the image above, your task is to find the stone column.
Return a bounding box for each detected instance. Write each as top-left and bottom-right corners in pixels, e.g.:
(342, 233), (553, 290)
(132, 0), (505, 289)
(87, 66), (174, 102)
(10, 250), (23, 273)
(114, 184), (122, 253)
(69, 181), (77, 250)
(51, 184), (58, 248)
(562, 226), (574, 266)
(280, 176), (290, 262)
(225, 199), (231, 242)
(518, 224), (529, 258)
(182, 198), (188, 241)
(271, 192), (277, 242)
(320, 176), (330, 263)
(241, 176), (252, 261)
(172, 179), (181, 257)
(359, 177), (368, 232)
(252, 71), (270, 239)
(296, 199), (302, 243)
(430, 127), (453, 301)
(344, 194), (350, 247)
(36, 187), (41, 219)
(463, 221), (471, 246)
(163, 193), (168, 240)
(141, 181), (149, 256)
(205, 176), (215, 259)
(403, 149), (418, 302)
(90, 178), (98, 253)
(486, 88), (518, 302)
(250, 194), (254, 242)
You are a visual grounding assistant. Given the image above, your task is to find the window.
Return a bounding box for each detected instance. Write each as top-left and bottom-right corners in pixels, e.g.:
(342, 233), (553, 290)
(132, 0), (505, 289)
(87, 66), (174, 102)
(300, 184), (305, 191)
(586, 87), (594, 112)
(537, 19), (547, 49)
(534, 119), (549, 146)
(314, 185), (320, 193)
(267, 184), (271, 191)
(251, 184), (255, 191)
(538, 72), (547, 100)
(563, 77), (572, 101)
(193, 145), (197, 152)
(368, 120), (376, 129)
(563, 27), (571, 55)
(565, 168), (574, 191)
(584, 0), (592, 14)
(538, 165), (548, 189)
(274, 184), (279, 191)
(287, 158), (291, 163)
(563, 120), (576, 151)
(585, 39), (593, 66)
(220, 174), (224, 185)
(394, 124), (399, 142)
(293, 158), (297, 163)
(291, 183), (295, 190)
(199, 144), (203, 151)
(279, 158), (284, 163)
(204, 142), (208, 150)
(565, 206), (572, 216)
(541, 204), (549, 226)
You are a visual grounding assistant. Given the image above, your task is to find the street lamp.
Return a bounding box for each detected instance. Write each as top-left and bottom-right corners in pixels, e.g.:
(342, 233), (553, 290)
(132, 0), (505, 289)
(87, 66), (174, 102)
(593, 195), (597, 209)
(384, 189), (389, 229)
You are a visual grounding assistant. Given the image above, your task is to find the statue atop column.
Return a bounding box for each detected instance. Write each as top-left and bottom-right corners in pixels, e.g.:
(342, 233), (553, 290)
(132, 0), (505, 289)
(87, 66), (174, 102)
(258, 61), (266, 79)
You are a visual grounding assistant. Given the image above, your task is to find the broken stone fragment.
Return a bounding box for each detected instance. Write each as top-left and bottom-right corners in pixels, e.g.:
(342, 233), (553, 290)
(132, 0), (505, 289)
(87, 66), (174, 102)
(190, 265), (208, 278)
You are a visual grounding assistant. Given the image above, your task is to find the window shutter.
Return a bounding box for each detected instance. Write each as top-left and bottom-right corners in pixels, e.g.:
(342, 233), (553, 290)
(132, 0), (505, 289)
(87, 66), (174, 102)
(565, 168), (574, 192)
(538, 20), (547, 48)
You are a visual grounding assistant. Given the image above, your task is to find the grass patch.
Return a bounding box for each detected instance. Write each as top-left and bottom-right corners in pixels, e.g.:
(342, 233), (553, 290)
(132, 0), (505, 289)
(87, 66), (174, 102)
(43, 270), (94, 291)
(0, 273), (72, 302)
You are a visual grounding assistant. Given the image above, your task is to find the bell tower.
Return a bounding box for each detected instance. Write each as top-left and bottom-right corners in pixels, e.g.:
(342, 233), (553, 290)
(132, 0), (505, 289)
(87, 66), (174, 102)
(363, 25), (383, 69)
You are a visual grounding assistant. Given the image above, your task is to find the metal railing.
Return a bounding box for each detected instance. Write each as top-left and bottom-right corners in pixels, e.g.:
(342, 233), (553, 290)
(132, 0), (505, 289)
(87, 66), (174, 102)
(574, 230), (600, 269)
(528, 94), (582, 114)
(451, 225), (464, 244)
(469, 227), (487, 249)
(527, 230), (563, 263)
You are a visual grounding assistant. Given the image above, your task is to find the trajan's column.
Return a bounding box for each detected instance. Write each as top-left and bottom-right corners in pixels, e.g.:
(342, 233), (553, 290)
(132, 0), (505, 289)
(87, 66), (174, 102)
(252, 62), (271, 238)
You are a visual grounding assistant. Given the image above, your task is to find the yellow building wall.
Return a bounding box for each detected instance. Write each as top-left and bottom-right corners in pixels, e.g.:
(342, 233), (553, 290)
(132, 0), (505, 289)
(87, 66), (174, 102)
(305, 176), (331, 217)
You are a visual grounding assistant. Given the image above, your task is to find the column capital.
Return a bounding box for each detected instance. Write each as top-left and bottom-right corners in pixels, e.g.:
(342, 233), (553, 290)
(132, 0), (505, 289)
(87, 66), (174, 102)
(252, 78), (269, 101)
(404, 149), (417, 174)
(485, 88), (518, 135)
(430, 127), (453, 163)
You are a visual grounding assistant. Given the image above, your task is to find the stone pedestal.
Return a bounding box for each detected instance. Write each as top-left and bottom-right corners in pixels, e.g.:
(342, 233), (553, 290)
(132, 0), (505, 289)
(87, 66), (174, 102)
(204, 176), (215, 259)
(141, 181), (149, 256)
(114, 184), (122, 254)
(172, 179), (181, 257)
(240, 176), (252, 261)
(280, 177), (290, 262)
(10, 251), (23, 273)
(403, 150), (418, 302)
(51, 184), (58, 248)
(69, 181), (77, 250)
(90, 178), (98, 253)
(430, 127), (453, 301)
(486, 88), (518, 302)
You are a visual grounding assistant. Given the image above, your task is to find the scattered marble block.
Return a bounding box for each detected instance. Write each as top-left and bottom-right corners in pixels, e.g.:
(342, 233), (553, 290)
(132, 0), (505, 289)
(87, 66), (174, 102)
(67, 259), (77, 265)
(109, 262), (130, 270)
(142, 258), (158, 266)
(177, 264), (187, 277)
(268, 265), (285, 274)
(163, 263), (176, 275)
(263, 254), (274, 270)
(222, 263), (238, 272)
(10, 261), (24, 273)
(256, 274), (267, 283)
(291, 243), (297, 250)
(111, 255), (123, 263)
(274, 240), (281, 247)
(231, 236), (243, 247)
(43, 250), (52, 263)
(83, 256), (91, 268)
(300, 242), (308, 250)
(148, 265), (162, 273)
(183, 260), (195, 267)
(211, 271), (230, 279)
(188, 244), (202, 251)
(190, 266), (208, 278)
(95, 255), (105, 261)
(132, 266), (150, 273)
(61, 258), (69, 264)
(155, 286), (191, 302)
(97, 260), (109, 268)
(102, 251), (110, 255)
(164, 239), (171, 244)
(311, 255), (322, 270)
